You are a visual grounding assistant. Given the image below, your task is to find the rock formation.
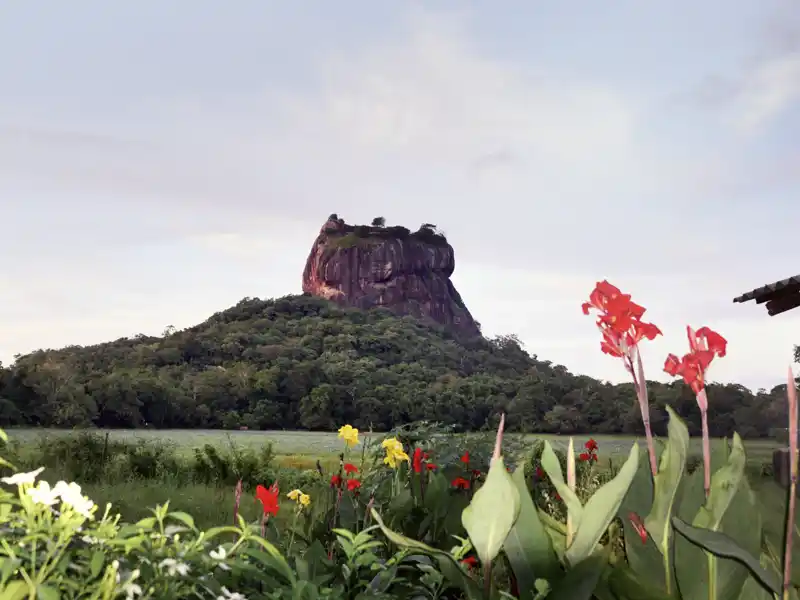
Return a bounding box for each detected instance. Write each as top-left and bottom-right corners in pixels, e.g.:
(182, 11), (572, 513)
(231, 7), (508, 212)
(302, 215), (481, 338)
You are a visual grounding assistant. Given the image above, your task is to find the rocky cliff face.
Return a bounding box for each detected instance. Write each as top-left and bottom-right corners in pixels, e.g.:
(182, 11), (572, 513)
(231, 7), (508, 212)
(302, 215), (481, 338)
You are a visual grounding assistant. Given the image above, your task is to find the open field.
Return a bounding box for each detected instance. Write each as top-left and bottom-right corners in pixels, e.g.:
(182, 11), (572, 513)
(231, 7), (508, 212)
(4, 427), (782, 463)
(1, 428), (786, 530)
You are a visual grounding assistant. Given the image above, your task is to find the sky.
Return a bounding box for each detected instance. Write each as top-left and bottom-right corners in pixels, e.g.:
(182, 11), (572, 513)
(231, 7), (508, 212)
(1, 1), (800, 392)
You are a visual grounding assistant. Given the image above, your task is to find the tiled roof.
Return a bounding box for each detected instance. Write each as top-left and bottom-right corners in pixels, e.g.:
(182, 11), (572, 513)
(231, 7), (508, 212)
(733, 275), (800, 316)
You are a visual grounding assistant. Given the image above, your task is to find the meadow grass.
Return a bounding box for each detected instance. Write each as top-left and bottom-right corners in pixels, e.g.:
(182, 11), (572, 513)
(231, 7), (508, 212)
(1, 428), (786, 530)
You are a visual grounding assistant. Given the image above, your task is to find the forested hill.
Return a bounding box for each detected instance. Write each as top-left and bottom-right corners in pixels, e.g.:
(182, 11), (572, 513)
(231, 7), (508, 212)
(0, 295), (788, 437)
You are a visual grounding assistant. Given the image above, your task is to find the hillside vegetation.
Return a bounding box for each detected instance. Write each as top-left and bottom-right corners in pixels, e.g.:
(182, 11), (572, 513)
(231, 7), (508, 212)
(0, 294), (788, 436)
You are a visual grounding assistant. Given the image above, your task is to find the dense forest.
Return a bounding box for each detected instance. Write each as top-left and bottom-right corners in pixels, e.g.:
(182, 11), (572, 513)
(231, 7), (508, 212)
(0, 294), (791, 437)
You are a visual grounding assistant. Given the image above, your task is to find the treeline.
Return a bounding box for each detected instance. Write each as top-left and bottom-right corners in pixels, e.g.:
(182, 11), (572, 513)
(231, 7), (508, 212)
(0, 295), (791, 438)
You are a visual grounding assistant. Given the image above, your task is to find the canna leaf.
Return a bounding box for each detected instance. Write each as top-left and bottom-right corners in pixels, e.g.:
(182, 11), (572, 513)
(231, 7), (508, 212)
(546, 547), (611, 600)
(644, 406), (689, 595)
(503, 465), (561, 595)
(541, 441), (583, 530)
(565, 442), (639, 566)
(672, 517), (780, 596)
(462, 455), (521, 565)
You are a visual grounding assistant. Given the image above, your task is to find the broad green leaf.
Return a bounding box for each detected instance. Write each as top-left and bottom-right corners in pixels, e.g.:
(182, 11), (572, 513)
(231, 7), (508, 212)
(168, 511), (196, 530)
(605, 565), (674, 600)
(1, 581), (32, 600)
(0, 429), (7, 443)
(503, 466), (560, 595)
(36, 585), (59, 600)
(547, 548), (610, 600)
(541, 441), (583, 529)
(675, 434), (755, 600)
(462, 456), (520, 565)
(371, 508), (482, 600)
(565, 442), (639, 566)
(644, 406), (689, 595)
(249, 537), (296, 584)
(672, 517), (780, 596)
(89, 551), (105, 579)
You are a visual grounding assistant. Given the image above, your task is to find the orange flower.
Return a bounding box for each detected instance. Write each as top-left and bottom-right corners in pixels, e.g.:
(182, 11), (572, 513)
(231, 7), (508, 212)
(256, 483), (280, 516)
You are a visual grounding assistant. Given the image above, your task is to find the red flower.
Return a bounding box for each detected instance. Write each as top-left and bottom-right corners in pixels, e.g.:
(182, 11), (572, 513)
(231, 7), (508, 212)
(426, 463), (437, 471)
(555, 493), (562, 501)
(460, 452), (470, 464)
(629, 512), (648, 544)
(579, 452), (590, 462)
(664, 326), (727, 394)
(412, 447), (424, 474)
(256, 483), (280, 516)
(461, 556), (478, 569)
(330, 474), (342, 487)
(346, 479), (361, 492)
(591, 453), (598, 462)
(585, 439), (598, 453)
(343, 463), (359, 475)
(471, 469), (482, 478)
(452, 477), (471, 490)
(535, 466), (544, 478)
(583, 280), (661, 358)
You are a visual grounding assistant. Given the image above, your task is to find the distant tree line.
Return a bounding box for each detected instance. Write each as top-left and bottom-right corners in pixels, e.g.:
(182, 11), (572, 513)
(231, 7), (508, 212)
(0, 295), (792, 438)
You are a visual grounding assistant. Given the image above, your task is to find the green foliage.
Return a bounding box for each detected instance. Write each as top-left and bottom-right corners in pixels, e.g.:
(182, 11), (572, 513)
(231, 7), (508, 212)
(0, 294), (784, 437)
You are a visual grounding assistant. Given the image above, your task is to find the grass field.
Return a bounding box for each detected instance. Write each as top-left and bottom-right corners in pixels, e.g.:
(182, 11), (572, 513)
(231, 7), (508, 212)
(0, 428), (788, 530)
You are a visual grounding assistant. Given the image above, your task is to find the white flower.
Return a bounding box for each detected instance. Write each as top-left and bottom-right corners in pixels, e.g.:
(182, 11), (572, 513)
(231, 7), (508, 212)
(26, 480), (59, 506)
(159, 558), (190, 576)
(54, 481), (95, 518)
(209, 546), (227, 561)
(122, 582), (142, 600)
(1, 467), (44, 486)
(218, 587), (247, 600)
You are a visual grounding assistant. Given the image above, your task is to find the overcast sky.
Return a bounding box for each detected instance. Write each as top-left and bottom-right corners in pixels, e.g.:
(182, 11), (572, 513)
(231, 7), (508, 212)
(1, 1), (799, 391)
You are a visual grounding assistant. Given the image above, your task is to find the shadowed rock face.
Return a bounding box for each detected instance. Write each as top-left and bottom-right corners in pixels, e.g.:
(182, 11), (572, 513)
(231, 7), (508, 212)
(302, 215), (481, 338)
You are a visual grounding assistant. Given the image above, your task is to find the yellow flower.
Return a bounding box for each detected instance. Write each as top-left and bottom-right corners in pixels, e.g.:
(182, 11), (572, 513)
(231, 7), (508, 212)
(381, 437), (410, 469)
(299, 493), (311, 507)
(337, 424), (360, 447)
(287, 489), (302, 501)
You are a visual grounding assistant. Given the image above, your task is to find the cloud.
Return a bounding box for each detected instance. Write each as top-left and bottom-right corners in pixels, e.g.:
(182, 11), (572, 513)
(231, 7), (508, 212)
(731, 52), (800, 132)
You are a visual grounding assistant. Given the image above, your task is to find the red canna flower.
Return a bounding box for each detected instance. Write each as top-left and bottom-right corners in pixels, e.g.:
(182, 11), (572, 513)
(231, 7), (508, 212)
(461, 556), (479, 569)
(555, 492), (562, 501)
(629, 512), (648, 544)
(591, 453), (599, 462)
(343, 463), (359, 475)
(472, 469), (482, 478)
(664, 326), (727, 395)
(585, 439), (598, 452)
(423, 452), (430, 460)
(412, 447), (424, 473)
(256, 483), (280, 517)
(346, 479), (361, 492)
(460, 452), (470, 464)
(330, 474), (342, 487)
(452, 477), (471, 490)
(579, 452), (590, 462)
(536, 466), (545, 478)
(426, 463), (437, 471)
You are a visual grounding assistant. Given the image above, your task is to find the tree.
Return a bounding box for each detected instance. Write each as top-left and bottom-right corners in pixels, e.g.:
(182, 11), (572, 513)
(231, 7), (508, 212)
(371, 217), (386, 227)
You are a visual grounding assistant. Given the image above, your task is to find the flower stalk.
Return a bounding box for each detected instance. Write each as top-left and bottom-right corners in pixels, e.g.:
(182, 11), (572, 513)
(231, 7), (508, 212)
(784, 367), (798, 600)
